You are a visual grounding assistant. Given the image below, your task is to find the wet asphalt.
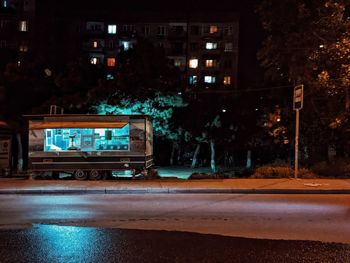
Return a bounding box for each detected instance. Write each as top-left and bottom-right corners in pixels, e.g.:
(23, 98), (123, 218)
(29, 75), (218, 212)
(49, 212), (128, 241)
(0, 225), (349, 263)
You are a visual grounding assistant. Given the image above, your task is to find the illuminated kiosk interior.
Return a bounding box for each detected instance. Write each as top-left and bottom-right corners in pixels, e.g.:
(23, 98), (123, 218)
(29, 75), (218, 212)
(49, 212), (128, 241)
(44, 126), (130, 152)
(26, 115), (153, 180)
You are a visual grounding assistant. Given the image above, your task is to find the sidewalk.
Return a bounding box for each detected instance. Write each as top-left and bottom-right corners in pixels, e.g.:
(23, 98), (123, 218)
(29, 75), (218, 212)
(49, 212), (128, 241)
(1, 177), (350, 194)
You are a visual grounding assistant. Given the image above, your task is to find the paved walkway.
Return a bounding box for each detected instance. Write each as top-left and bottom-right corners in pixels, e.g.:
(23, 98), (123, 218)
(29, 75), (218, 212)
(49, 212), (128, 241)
(1, 166), (350, 194)
(1, 177), (350, 194)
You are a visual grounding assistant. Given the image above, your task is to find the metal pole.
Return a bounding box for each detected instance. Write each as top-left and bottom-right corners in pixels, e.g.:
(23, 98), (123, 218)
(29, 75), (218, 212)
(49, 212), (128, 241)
(294, 109), (300, 179)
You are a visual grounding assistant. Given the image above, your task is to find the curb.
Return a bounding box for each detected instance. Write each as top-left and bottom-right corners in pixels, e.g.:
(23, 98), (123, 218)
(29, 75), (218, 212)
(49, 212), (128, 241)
(1, 188), (350, 195)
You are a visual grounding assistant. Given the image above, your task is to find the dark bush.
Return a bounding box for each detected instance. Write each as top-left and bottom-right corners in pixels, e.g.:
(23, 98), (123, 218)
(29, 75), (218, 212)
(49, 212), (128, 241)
(311, 158), (350, 178)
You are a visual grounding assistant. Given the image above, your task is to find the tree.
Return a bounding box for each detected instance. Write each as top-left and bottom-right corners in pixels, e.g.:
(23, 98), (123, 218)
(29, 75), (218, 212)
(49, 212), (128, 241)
(257, 0), (350, 161)
(93, 93), (187, 138)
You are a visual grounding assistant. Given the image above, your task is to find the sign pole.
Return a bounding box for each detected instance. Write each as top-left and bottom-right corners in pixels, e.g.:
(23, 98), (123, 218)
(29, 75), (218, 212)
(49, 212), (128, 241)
(293, 84), (303, 179)
(294, 109), (299, 179)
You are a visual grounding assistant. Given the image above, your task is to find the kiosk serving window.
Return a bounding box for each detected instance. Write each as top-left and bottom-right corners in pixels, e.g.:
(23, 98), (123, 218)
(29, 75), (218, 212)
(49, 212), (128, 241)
(44, 125), (129, 152)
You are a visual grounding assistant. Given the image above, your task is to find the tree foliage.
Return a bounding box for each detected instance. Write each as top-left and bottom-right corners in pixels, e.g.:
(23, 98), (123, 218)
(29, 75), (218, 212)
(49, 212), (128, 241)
(257, 0), (350, 90)
(257, 0), (350, 161)
(93, 93), (187, 139)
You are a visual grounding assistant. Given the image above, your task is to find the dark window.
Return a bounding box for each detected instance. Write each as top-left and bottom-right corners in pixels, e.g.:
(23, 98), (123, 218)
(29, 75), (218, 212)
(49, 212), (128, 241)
(190, 42), (198, 51)
(108, 40), (114, 49)
(224, 60), (232, 68)
(224, 26), (233, 36)
(174, 26), (184, 33)
(0, 20), (8, 28)
(0, 40), (6, 48)
(190, 26), (199, 35)
(172, 42), (184, 54)
(143, 26), (150, 36)
(157, 26), (166, 36)
(122, 25), (134, 32)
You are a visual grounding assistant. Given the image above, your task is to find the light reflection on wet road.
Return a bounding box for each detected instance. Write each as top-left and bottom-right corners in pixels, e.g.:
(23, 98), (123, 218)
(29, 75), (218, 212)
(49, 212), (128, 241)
(0, 194), (350, 244)
(0, 224), (350, 263)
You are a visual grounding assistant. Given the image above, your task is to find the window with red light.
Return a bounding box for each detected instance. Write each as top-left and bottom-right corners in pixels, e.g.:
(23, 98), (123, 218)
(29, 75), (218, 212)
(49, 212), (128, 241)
(107, 58), (116, 67)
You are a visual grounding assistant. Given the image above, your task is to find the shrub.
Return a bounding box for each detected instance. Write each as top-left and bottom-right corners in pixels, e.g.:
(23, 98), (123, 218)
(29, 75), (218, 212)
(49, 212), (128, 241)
(252, 166), (292, 178)
(311, 158), (350, 178)
(189, 172), (226, 179)
(252, 165), (316, 179)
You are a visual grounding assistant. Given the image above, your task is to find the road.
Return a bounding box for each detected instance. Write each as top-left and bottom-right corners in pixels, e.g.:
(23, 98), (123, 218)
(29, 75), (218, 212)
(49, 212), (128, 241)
(1, 225), (350, 263)
(0, 194), (349, 244)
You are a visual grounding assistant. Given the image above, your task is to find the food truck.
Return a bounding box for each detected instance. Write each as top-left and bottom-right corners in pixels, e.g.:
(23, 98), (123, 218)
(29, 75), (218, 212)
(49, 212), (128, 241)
(26, 114), (153, 180)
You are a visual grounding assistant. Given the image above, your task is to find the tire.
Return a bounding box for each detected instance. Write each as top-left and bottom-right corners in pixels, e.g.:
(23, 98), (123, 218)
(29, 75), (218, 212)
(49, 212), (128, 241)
(89, 169), (102, 180)
(74, 169), (87, 180)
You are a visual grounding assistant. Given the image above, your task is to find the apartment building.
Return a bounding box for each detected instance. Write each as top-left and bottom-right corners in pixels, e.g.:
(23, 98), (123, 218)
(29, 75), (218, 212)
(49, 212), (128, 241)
(82, 12), (238, 91)
(0, 0), (35, 68)
(0, 1), (238, 92)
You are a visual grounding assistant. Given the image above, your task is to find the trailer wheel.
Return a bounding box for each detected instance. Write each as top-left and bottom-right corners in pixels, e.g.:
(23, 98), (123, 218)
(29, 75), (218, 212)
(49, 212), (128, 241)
(89, 169), (101, 180)
(74, 169), (87, 180)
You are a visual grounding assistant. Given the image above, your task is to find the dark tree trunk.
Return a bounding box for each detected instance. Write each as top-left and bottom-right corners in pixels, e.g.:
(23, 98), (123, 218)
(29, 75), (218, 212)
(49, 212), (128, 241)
(210, 139), (216, 173)
(191, 143), (201, 168)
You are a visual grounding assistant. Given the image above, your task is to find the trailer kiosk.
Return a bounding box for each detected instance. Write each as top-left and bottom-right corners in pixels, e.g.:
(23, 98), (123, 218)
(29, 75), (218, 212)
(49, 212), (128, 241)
(26, 115), (153, 180)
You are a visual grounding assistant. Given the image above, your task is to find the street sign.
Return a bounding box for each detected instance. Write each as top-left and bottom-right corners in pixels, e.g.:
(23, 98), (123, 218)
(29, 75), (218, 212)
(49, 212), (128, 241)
(293, 84), (303, 179)
(293, 85), (304, 110)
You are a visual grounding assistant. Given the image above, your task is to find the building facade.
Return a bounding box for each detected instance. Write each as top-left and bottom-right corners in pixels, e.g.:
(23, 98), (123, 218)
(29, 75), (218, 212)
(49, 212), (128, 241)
(0, 1), (239, 92)
(81, 13), (239, 92)
(0, 0), (35, 68)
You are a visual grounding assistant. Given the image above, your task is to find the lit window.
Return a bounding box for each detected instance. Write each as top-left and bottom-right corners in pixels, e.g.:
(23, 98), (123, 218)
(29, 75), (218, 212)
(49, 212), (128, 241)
(223, 76), (231, 85)
(19, 45), (28, 52)
(189, 75), (198, 85)
(19, 21), (28, 32)
(107, 58), (116, 67)
(209, 25), (218, 34)
(204, 76), (216, 83)
(189, 58), (198, 68)
(107, 74), (115, 80)
(205, 59), (216, 68)
(93, 41), (98, 48)
(225, 43), (233, 52)
(108, 24), (117, 34)
(121, 41), (130, 51)
(206, 42), (217, 50)
(90, 57), (99, 65)
(174, 59), (182, 67)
